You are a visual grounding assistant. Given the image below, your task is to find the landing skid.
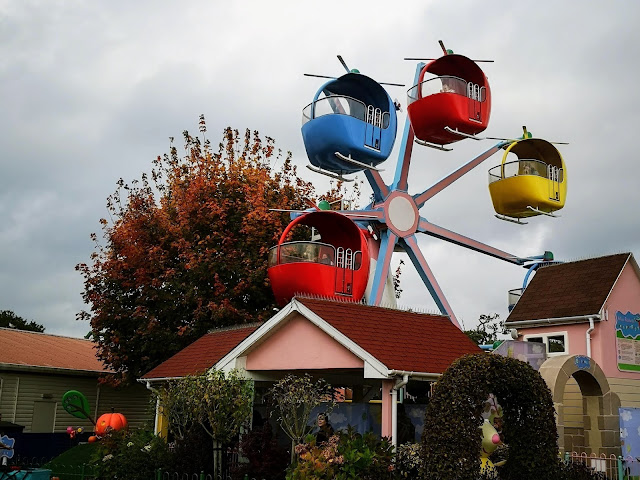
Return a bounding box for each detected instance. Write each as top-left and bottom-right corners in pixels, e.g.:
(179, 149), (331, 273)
(414, 138), (453, 151)
(526, 206), (559, 217)
(334, 152), (385, 171)
(444, 126), (484, 140)
(495, 214), (527, 225)
(306, 164), (355, 182)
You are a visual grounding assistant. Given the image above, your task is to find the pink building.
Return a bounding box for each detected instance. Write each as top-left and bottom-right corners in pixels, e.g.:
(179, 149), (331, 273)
(505, 252), (640, 455)
(142, 296), (481, 446)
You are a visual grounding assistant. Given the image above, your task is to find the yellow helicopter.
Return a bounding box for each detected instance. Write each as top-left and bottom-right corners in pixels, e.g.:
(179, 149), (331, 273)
(487, 127), (567, 224)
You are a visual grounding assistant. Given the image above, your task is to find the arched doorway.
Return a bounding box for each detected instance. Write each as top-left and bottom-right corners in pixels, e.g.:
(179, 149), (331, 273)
(539, 355), (620, 456)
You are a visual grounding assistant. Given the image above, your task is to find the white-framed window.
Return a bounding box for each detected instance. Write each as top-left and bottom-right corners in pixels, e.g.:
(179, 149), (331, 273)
(523, 331), (569, 356)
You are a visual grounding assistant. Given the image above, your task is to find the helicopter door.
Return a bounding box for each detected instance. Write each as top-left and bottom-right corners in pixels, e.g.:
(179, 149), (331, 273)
(364, 106), (382, 151)
(467, 83), (483, 123)
(548, 165), (561, 201)
(334, 248), (354, 296)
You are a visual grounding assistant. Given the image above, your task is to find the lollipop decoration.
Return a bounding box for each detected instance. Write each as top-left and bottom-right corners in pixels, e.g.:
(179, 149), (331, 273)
(62, 390), (94, 424)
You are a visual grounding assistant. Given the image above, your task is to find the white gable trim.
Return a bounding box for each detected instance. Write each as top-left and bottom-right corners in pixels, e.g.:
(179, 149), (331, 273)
(601, 253), (638, 316)
(215, 298), (390, 379)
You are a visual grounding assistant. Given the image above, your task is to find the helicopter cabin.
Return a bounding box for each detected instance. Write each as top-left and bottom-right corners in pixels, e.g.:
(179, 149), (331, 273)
(488, 138), (566, 219)
(406, 54), (491, 146)
(301, 73), (397, 174)
(268, 211), (370, 306)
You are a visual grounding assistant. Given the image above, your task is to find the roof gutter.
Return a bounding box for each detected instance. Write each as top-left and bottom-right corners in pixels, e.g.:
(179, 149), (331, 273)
(508, 314), (601, 329)
(387, 370), (441, 381)
(137, 376), (184, 384)
(387, 370), (439, 448)
(0, 362), (109, 377)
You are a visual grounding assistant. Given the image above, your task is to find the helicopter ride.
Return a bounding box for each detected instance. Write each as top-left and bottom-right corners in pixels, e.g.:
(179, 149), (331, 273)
(488, 127), (567, 224)
(267, 207), (371, 306)
(301, 56), (402, 180)
(406, 41), (492, 150)
(269, 41), (567, 326)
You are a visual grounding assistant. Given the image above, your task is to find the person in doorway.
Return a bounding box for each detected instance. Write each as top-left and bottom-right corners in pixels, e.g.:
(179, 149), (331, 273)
(314, 413), (334, 444)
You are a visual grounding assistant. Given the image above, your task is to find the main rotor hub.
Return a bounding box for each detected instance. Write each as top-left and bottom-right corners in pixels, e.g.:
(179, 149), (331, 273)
(384, 192), (419, 237)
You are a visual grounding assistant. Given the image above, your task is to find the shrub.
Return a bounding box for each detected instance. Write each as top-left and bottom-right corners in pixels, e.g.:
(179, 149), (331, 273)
(395, 443), (423, 479)
(559, 461), (608, 480)
(168, 424), (215, 474)
(287, 428), (394, 480)
(232, 423), (289, 480)
(90, 429), (170, 480)
(422, 353), (560, 480)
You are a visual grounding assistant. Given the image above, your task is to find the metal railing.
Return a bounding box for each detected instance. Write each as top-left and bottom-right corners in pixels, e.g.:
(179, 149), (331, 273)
(488, 159), (564, 184)
(302, 95), (390, 128)
(407, 75), (486, 104)
(269, 242), (362, 270)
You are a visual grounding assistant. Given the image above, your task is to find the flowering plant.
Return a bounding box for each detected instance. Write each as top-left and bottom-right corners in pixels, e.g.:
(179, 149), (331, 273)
(287, 428), (394, 480)
(90, 429), (169, 480)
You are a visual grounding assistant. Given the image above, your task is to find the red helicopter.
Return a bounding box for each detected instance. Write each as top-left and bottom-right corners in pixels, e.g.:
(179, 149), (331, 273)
(267, 208), (371, 306)
(406, 41), (492, 150)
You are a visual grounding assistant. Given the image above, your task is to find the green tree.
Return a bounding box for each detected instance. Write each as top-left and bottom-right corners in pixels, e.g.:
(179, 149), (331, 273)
(464, 313), (503, 346)
(153, 370), (253, 467)
(77, 120), (319, 384)
(268, 374), (336, 463)
(0, 310), (45, 332)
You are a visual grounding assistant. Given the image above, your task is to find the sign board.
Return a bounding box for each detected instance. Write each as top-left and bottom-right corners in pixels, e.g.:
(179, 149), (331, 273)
(0, 435), (15, 459)
(615, 311), (640, 372)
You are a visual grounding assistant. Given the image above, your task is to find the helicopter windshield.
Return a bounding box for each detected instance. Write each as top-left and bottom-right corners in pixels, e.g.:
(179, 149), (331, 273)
(302, 94), (390, 129)
(407, 75), (486, 104)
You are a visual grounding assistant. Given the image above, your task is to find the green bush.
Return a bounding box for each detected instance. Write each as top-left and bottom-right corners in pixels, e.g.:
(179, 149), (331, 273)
(89, 429), (170, 480)
(394, 443), (423, 478)
(422, 353), (560, 480)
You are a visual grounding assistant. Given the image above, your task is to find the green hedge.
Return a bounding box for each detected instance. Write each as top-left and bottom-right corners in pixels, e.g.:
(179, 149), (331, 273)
(422, 353), (560, 480)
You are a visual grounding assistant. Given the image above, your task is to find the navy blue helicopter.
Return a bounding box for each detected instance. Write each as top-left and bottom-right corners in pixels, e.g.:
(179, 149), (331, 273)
(302, 56), (402, 179)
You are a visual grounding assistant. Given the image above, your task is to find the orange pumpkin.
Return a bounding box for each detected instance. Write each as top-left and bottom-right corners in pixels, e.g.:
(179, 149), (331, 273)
(95, 411), (128, 436)
(88, 435), (98, 443)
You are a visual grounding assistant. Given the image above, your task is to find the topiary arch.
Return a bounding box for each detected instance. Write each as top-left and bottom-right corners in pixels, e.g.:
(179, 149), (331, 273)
(422, 353), (560, 480)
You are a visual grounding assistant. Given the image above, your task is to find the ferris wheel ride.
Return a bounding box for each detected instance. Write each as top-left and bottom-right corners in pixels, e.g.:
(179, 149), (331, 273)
(268, 42), (566, 328)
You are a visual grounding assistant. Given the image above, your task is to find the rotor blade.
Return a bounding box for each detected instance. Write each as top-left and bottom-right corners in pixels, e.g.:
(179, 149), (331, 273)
(304, 74), (337, 80)
(486, 136), (515, 141)
(337, 55), (350, 73)
(486, 136), (569, 145)
(404, 57), (494, 63)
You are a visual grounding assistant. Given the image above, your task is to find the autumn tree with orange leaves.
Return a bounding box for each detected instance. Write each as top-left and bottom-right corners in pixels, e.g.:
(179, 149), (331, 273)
(77, 119), (336, 385)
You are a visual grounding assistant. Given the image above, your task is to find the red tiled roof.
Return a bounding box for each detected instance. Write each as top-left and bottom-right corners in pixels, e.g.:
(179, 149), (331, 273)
(298, 297), (481, 374)
(141, 325), (260, 379)
(0, 328), (109, 373)
(506, 253), (631, 323)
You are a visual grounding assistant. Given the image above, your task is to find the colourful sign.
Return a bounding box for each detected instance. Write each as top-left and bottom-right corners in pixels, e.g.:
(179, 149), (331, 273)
(0, 435), (15, 459)
(615, 311), (640, 372)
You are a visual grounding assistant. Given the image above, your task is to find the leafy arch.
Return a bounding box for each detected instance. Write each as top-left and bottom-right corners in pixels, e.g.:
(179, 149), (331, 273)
(422, 353), (559, 480)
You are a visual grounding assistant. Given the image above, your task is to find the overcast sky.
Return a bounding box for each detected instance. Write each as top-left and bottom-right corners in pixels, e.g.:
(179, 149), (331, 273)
(1, 1), (639, 337)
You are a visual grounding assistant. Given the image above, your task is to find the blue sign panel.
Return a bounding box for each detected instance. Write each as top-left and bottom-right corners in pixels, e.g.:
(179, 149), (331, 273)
(0, 435), (15, 459)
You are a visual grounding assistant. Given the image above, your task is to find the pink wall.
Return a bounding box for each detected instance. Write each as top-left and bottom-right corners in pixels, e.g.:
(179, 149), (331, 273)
(519, 323), (595, 360)
(600, 262), (640, 379)
(245, 314), (364, 370)
(518, 261), (640, 380)
(381, 380), (393, 439)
